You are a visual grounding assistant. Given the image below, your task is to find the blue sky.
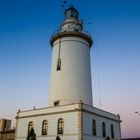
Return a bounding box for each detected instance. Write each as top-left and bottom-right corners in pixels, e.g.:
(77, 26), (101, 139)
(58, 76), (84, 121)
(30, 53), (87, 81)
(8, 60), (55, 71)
(0, 0), (140, 138)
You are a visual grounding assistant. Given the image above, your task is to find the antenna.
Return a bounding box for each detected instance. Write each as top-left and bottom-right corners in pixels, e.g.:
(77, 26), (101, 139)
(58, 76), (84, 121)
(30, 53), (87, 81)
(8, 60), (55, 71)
(97, 48), (103, 107)
(97, 64), (102, 107)
(95, 38), (103, 107)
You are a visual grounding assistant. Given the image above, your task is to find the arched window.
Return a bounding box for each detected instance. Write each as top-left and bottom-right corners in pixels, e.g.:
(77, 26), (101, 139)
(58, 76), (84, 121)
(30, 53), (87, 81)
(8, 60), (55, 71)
(111, 124), (114, 138)
(42, 120), (48, 135)
(57, 118), (64, 134)
(102, 122), (106, 137)
(92, 119), (96, 135)
(28, 121), (34, 134)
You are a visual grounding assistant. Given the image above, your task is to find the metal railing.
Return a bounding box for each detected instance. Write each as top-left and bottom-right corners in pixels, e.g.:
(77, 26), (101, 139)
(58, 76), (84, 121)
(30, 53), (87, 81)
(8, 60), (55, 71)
(50, 28), (91, 38)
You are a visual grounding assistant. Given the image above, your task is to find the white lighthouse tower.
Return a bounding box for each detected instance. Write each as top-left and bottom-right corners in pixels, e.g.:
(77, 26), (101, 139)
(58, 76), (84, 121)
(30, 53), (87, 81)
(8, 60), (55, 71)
(15, 6), (121, 140)
(49, 6), (93, 107)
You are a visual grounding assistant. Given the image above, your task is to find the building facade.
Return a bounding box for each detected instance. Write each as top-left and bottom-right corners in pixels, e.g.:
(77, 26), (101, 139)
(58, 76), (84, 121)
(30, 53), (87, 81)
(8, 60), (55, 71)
(0, 118), (15, 140)
(0, 119), (11, 131)
(0, 129), (15, 140)
(15, 6), (121, 140)
(15, 103), (121, 140)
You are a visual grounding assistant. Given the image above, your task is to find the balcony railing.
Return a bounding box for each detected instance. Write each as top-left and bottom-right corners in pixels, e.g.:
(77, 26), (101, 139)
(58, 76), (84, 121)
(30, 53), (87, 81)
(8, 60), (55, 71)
(50, 29), (92, 38)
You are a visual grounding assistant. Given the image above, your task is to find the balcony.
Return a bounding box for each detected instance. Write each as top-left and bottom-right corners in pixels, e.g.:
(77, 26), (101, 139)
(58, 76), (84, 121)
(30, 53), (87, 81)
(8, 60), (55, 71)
(51, 29), (92, 38)
(50, 29), (93, 47)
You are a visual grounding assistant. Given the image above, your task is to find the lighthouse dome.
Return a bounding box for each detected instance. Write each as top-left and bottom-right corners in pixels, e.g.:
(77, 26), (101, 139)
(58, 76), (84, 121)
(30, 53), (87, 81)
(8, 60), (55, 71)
(65, 6), (79, 19)
(60, 6), (83, 32)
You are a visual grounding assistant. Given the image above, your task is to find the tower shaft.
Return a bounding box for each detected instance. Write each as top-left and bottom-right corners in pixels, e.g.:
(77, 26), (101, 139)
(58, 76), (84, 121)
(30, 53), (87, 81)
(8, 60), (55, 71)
(48, 6), (93, 107)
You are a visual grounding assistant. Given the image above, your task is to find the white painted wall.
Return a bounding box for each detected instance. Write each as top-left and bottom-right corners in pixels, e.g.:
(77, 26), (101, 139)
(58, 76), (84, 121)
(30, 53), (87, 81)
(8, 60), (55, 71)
(48, 37), (93, 107)
(15, 104), (121, 140)
(61, 18), (82, 32)
(83, 112), (121, 140)
(16, 105), (79, 140)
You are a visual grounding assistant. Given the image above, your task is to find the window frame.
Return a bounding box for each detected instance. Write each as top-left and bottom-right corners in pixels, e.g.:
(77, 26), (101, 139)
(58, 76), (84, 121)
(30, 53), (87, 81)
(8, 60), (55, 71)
(92, 119), (96, 136)
(28, 121), (34, 135)
(57, 118), (64, 134)
(102, 122), (106, 137)
(111, 124), (114, 139)
(42, 120), (48, 135)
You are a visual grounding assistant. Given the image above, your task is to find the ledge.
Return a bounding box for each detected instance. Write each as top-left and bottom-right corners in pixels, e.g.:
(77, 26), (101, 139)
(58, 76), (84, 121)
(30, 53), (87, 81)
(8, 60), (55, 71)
(50, 31), (93, 47)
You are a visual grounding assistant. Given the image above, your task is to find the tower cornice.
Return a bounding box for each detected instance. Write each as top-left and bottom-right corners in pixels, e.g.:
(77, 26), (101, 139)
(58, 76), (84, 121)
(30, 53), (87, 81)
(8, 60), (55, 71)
(50, 31), (93, 47)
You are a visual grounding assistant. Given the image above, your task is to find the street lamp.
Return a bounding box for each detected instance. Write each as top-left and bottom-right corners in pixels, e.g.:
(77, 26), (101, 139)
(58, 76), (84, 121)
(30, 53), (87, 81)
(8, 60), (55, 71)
(135, 111), (140, 116)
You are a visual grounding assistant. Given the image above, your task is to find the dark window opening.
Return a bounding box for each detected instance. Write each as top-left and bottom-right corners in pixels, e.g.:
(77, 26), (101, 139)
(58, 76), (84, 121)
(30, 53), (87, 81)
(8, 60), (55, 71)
(54, 101), (59, 107)
(27, 122), (36, 140)
(92, 120), (96, 136)
(75, 29), (79, 32)
(56, 136), (61, 140)
(56, 58), (61, 71)
(57, 118), (64, 134)
(111, 124), (114, 139)
(42, 120), (48, 135)
(28, 121), (34, 135)
(102, 122), (106, 137)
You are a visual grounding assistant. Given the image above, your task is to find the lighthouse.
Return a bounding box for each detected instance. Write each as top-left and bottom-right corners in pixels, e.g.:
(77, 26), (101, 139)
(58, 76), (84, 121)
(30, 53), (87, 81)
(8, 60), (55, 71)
(15, 6), (121, 140)
(49, 6), (93, 107)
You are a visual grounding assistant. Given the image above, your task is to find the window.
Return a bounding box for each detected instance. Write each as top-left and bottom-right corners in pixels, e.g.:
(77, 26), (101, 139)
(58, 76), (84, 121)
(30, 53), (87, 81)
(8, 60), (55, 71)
(56, 58), (61, 71)
(75, 29), (79, 32)
(102, 122), (106, 137)
(111, 124), (114, 138)
(28, 121), (34, 134)
(54, 100), (59, 107)
(42, 120), (48, 135)
(57, 118), (64, 134)
(92, 119), (96, 135)
(27, 125), (36, 140)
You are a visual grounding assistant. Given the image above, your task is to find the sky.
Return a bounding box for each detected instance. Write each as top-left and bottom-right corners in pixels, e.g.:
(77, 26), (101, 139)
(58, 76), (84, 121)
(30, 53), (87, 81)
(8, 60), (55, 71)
(0, 0), (140, 138)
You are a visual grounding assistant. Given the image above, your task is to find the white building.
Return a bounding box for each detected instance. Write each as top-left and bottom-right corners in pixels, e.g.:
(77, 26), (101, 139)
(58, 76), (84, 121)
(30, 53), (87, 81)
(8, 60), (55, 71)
(15, 6), (121, 140)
